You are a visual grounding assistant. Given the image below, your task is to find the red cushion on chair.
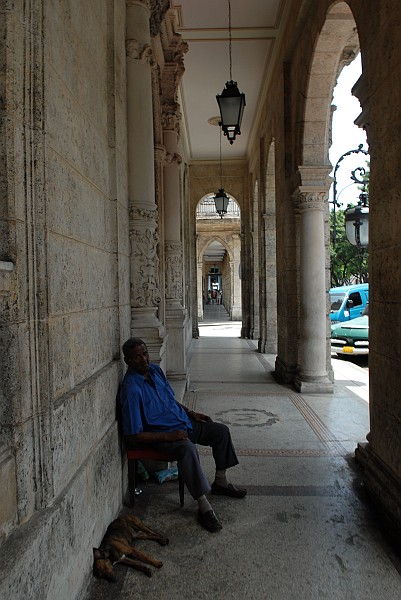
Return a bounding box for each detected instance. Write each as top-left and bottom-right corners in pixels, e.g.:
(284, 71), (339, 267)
(126, 447), (177, 461)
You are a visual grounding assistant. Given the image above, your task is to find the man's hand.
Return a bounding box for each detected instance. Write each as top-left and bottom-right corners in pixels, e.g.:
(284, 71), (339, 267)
(190, 411), (212, 423)
(164, 430), (189, 441)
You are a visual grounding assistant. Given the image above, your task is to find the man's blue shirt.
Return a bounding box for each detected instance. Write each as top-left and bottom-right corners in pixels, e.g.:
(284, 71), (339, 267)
(120, 364), (192, 436)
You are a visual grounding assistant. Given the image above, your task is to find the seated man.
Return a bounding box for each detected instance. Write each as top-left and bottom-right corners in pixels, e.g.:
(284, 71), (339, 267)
(120, 337), (246, 533)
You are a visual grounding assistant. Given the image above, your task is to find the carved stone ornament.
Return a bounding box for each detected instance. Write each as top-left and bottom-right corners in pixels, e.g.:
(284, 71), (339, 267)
(126, 39), (156, 67)
(173, 37), (189, 68)
(165, 243), (183, 300)
(296, 190), (327, 211)
(130, 228), (162, 307)
(150, 0), (171, 37)
(129, 205), (158, 222)
(165, 152), (182, 166)
(161, 102), (182, 133)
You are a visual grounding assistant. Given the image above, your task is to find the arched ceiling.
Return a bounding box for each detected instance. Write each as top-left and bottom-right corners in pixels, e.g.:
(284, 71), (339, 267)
(202, 240), (226, 263)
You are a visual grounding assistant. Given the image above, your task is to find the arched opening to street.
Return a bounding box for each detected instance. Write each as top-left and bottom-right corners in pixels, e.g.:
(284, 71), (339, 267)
(195, 194), (242, 336)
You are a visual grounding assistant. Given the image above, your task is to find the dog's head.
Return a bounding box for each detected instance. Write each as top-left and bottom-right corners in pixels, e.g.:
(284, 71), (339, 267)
(93, 548), (116, 582)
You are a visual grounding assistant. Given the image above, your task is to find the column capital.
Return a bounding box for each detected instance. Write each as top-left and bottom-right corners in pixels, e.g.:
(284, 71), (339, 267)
(295, 189), (327, 212)
(293, 164), (332, 212)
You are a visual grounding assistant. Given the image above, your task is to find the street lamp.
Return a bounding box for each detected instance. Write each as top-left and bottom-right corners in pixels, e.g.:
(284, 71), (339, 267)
(344, 187), (369, 247)
(331, 144), (369, 246)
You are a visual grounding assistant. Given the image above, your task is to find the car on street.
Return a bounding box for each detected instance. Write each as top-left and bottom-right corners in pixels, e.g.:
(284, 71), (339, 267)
(329, 283), (369, 323)
(330, 303), (369, 356)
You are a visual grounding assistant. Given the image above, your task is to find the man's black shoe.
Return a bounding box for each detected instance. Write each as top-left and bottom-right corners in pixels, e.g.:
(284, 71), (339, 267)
(197, 509), (222, 532)
(211, 482), (247, 498)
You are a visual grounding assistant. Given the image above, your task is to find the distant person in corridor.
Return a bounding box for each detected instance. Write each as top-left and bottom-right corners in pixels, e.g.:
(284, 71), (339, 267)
(120, 337), (247, 533)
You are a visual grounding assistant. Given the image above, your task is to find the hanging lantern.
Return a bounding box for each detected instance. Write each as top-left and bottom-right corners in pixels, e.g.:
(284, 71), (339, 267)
(215, 0), (246, 144)
(214, 188), (230, 218)
(216, 81), (246, 144)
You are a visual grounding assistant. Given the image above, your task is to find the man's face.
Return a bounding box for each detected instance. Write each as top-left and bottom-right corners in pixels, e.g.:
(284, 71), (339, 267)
(127, 344), (150, 374)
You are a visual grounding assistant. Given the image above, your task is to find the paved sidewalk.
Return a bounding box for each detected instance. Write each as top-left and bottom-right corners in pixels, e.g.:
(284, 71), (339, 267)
(85, 308), (401, 600)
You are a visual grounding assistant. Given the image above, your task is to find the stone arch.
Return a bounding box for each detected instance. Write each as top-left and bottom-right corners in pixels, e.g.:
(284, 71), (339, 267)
(290, 2), (361, 392)
(198, 235), (234, 263)
(302, 2), (360, 167)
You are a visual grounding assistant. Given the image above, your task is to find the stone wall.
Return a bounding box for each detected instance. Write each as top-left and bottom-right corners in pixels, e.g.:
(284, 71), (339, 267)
(0, 1), (130, 598)
(351, 0), (401, 528)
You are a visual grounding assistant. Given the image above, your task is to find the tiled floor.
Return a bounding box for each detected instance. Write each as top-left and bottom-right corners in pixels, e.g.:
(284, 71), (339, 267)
(86, 306), (401, 600)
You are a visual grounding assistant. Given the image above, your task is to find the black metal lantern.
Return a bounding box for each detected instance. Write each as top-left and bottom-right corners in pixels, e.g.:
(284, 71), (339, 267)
(216, 0), (246, 144)
(214, 188), (230, 217)
(216, 81), (246, 144)
(345, 192), (369, 247)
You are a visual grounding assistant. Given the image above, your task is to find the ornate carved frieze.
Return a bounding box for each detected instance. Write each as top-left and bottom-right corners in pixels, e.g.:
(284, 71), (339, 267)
(129, 207), (162, 307)
(129, 205), (158, 221)
(160, 26), (188, 105)
(165, 242), (183, 300)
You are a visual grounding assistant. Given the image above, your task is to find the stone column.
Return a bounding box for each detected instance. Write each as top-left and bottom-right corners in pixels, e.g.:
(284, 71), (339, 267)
(160, 29), (188, 379)
(126, 0), (164, 354)
(163, 109), (187, 378)
(294, 167), (333, 393)
(197, 259), (204, 320)
(231, 233), (242, 320)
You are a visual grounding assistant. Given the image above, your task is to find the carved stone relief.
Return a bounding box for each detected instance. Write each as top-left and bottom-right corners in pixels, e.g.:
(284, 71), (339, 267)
(126, 39), (156, 67)
(129, 207), (161, 307)
(165, 242), (183, 300)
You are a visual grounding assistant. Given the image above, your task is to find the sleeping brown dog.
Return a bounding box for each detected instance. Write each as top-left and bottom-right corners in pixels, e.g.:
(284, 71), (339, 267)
(93, 513), (169, 581)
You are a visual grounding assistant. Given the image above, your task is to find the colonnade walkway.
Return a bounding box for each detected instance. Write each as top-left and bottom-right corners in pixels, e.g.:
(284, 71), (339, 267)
(86, 305), (401, 600)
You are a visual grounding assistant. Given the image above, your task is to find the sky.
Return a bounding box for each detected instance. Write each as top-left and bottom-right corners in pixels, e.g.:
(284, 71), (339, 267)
(328, 54), (369, 209)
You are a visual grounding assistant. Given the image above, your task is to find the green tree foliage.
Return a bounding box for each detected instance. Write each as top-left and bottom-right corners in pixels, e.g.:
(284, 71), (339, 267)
(330, 208), (368, 287)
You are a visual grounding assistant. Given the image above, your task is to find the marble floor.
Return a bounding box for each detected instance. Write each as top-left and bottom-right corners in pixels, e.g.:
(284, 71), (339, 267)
(86, 305), (401, 600)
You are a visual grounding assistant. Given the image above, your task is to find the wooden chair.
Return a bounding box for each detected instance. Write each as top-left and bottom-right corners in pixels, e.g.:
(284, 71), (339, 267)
(126, 446), (185, 507)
